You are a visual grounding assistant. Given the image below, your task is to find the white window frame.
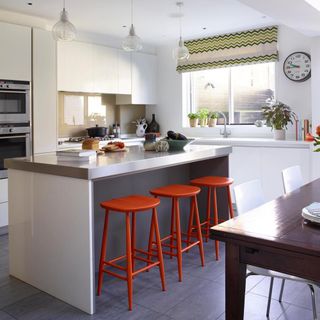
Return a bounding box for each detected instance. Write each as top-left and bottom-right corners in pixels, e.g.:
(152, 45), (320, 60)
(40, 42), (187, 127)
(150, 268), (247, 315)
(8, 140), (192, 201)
(183, 62), (276, 125)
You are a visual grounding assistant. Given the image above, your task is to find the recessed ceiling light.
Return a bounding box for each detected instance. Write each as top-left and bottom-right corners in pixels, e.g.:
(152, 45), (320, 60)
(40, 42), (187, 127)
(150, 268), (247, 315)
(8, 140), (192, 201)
(261, 15), (267, 19)
(305, 0), (320, 11)
(27, 2), (32, 5)
(202, 27), (207, 30)
(122, 25), (127, 28)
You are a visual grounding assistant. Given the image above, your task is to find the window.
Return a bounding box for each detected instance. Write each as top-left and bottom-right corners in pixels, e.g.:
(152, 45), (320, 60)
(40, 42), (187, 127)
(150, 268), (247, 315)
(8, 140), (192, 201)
(184, 62), (275, 124)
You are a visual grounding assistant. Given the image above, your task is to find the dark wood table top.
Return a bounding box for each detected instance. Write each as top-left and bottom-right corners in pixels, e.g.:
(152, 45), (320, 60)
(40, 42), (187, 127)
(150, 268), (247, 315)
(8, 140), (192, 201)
(211, 178), (320, 257)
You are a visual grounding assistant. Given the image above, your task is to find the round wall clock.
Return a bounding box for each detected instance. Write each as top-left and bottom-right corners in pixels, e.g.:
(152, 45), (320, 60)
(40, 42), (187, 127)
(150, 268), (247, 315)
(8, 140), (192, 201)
(283, 52), (311, 82)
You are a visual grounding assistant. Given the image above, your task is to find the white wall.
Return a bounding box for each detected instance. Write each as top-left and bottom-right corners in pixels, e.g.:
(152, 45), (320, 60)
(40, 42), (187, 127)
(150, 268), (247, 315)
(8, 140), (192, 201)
(311, 37), (320, 179)
(149, 25), (312, 139)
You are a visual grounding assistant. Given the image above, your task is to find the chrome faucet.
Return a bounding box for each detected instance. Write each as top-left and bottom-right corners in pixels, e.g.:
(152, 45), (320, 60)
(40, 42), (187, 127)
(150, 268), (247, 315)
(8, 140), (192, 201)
(217, 111), (231, 138)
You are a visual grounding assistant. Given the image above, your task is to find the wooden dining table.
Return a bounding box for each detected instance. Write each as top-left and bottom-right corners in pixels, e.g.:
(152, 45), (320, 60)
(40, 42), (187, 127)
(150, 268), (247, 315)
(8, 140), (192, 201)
(211, 178), (320, 320)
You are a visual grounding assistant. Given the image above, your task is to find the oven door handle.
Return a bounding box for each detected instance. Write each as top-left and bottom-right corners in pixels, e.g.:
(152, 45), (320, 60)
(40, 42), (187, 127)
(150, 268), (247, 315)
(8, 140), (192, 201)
(0, 135), (28, 139)
(0, 90), (27, 94)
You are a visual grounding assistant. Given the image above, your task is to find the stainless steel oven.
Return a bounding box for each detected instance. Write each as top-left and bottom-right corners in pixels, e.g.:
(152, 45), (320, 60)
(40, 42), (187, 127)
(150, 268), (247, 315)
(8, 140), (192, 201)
(0, 80), (30, 124)
(0, 126), (31, 179)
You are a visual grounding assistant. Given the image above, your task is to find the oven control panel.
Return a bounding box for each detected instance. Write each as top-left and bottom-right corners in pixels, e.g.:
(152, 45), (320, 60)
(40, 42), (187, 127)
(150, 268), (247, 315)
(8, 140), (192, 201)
(0, 126), (30, 135)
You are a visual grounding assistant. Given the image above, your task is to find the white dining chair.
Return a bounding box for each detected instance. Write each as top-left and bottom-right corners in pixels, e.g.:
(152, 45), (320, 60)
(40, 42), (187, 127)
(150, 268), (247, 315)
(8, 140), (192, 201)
(282, 165), (303, 194)
(234, 179), (318, 319)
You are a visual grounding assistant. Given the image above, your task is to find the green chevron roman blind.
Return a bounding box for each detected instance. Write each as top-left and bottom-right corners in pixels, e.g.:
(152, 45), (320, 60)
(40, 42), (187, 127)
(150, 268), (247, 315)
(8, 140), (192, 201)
(177, 26), (278, 73)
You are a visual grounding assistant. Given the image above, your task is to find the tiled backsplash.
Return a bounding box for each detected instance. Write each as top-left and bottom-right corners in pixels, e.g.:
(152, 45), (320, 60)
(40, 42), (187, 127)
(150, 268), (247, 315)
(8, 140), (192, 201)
(58, 92), (145, 137)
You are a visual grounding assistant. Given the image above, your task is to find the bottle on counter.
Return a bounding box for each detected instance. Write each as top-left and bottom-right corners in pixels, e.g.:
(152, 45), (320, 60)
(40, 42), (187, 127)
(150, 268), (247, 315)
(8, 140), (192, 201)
(116, 123), (121, 138)
(146, 114), (160, 134)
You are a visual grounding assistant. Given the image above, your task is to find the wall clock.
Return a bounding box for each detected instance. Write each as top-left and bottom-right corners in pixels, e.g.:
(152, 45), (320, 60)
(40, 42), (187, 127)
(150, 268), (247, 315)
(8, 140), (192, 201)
(283, 52), (311, 82)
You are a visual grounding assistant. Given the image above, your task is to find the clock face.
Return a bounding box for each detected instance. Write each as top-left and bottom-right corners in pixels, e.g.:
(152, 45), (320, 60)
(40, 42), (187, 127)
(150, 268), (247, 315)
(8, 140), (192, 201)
(283, 52), (311, 82)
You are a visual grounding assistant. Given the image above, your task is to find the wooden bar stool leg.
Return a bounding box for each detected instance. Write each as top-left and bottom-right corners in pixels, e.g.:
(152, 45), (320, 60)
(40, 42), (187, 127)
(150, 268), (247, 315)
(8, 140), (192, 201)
(174, 198), (183, 282)
(169, 197), (175, 259)
(147, 211), (155, 271)
(193, 196), (205, 267)
(206, 187), (212, 242)
(186, 197), (195, 251)
(125, 212), (133, 311)
(97, 209), (109, 296)
(227, 186), (234, 219)
(131, 211), (136, 273)
(213, 187), (220, 260)
(153, 208), (166, 291)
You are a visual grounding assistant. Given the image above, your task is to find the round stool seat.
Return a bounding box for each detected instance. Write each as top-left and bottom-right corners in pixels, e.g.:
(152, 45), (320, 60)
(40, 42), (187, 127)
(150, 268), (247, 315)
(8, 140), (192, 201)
(191, 176), (234, 187)
(150, 184), (200, 198)
(100, 195), (160, 212)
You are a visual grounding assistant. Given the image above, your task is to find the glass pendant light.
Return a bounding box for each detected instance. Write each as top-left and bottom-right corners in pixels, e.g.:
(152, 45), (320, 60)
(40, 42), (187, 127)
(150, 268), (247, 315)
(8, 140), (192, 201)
(52, 0), (76, 41)
(173, 2), (189, 61)
(122, 0), (142, 52)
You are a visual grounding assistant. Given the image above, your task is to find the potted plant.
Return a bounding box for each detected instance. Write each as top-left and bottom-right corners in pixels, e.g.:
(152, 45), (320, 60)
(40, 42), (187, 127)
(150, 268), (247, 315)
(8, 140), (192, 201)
(208, 112), (218, 127)
(187, 113), (199, 127)
(262, 101), (295, 140)
(197, 108), (209, 127)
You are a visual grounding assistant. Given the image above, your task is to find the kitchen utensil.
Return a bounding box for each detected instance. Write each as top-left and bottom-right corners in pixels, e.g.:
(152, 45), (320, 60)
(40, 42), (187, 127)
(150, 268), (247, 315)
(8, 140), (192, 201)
(165, 138), (194, 151)
(86, 124), (108, 137)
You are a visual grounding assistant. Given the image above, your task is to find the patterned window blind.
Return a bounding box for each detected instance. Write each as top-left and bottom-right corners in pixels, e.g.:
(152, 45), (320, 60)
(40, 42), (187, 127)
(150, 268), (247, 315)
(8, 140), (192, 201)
(177, 26), (278, 73)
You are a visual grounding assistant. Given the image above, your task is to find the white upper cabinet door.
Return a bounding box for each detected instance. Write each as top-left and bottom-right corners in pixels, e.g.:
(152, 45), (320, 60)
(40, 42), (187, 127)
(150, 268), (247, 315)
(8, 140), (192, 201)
(92, 45), (118, 94)
(0, 22), (31, 81)
(118, 50), (131, 94)
(131, 52), (157, 105)
(57, 41), (94, 92)
(33, 28), (57, 154)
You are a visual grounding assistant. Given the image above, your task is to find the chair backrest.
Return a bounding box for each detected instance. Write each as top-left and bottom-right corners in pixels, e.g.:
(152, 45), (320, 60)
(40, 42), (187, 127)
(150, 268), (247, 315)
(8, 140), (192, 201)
(282, 165), (303, 194)
(234, 179), (265, 215)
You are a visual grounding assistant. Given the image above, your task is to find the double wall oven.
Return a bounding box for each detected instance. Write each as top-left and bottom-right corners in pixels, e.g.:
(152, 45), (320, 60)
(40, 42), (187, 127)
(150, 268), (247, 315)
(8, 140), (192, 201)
(0, 80), (31, 179)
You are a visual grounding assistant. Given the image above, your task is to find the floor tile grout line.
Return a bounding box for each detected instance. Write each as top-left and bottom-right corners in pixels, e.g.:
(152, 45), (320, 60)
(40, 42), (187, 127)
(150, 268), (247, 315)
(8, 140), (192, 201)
(0, 308), (19, 320)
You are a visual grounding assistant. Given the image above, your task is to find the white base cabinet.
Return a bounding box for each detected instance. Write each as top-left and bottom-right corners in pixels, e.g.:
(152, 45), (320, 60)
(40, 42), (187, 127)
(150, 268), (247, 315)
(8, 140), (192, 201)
(229, 146), (311, 202)
(0, 22), (31, 81)
(0, 178), (8, 228)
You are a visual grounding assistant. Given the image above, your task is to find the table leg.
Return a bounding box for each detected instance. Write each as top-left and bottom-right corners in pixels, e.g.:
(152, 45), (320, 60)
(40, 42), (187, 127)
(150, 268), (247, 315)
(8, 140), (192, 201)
(225, 243), (246, 320)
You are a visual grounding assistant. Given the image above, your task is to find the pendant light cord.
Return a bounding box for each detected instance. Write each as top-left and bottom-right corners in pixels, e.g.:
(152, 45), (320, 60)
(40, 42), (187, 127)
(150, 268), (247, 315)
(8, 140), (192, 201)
(179, 3), (182, 39)
(131, 0), (134, 25)
(63, 0), (65, 10)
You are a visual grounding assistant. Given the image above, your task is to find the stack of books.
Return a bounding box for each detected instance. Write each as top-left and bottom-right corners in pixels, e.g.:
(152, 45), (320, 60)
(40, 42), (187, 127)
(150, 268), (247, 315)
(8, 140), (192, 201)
(56, 149), (97, 162)
(302, 202), (320, 224)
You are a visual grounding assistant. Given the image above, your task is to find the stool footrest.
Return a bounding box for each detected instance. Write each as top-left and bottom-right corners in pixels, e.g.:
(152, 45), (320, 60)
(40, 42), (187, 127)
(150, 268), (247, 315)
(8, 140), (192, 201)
(103, 269), (127, 281)
(132, 262), (160, 276)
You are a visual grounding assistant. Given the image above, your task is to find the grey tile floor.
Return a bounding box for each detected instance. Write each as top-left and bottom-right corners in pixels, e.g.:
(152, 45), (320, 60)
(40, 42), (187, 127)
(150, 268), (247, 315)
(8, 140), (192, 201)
(0, 234), (318, 320)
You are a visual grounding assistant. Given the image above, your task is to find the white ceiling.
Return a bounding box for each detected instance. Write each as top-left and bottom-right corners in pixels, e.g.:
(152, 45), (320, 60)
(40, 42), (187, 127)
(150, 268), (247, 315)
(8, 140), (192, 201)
(0, 0), (275, 45)
(238, 0), (320, 36)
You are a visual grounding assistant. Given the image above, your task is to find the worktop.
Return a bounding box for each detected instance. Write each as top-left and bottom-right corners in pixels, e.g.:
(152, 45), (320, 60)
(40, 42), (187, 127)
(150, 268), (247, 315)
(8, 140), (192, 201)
(5, 144), (232, 180)
(193, 137), (313, 149)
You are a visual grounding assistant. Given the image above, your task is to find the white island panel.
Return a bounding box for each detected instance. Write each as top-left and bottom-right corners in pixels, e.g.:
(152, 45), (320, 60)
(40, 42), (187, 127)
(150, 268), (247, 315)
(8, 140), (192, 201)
(8, 170), (95, 314)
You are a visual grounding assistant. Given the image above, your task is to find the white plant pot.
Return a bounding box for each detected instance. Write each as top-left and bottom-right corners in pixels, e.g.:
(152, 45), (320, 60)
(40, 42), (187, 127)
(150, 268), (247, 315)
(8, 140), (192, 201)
(199, 119), (207, 127)
(273, 129), (286, 140)
(189, 118), (198, 127)
(208, 118), (217, 127)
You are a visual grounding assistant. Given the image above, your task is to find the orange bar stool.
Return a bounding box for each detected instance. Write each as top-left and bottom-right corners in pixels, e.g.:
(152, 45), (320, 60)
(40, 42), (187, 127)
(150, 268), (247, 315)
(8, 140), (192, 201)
(97, 195), (166, 311)
(149, 184), (205, 282)
(190, 176), (234, 260)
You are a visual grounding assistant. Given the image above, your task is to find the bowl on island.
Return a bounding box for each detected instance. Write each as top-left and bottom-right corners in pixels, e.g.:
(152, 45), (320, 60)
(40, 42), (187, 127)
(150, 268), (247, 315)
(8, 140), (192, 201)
(164, 138), (194, 151)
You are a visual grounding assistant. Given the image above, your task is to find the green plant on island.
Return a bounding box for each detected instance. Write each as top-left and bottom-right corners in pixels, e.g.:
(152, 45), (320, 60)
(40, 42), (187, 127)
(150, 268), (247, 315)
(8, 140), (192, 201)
(208, 111), (218, 119)
(262, 101), (295, 130)
(187, 112), (199, 119)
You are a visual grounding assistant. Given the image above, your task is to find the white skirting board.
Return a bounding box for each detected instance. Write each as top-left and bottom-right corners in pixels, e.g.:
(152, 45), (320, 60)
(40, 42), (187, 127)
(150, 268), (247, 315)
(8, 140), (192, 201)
(8, 169), (95, 314)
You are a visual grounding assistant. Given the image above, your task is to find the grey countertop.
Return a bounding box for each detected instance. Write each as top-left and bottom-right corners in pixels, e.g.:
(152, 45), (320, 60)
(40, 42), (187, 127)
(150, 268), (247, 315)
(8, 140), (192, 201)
(5, 144), (232, 180)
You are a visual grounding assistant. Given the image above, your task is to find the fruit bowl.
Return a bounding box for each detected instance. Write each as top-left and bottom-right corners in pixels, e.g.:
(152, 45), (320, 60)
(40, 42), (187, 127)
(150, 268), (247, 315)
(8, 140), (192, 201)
(164, 138), (194, 151)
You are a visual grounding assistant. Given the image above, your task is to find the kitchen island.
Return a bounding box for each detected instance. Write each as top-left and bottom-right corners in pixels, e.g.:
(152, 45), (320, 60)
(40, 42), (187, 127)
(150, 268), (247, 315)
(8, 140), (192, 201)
(5, 144), (232, 314)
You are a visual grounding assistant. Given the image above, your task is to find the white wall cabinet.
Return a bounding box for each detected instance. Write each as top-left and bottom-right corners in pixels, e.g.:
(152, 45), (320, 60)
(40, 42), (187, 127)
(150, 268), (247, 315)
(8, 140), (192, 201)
(229, 146), (311, 202)
(0, 22), (31, 81)
(57, 41), (94, 92)
(116, 52), (157, 105)
(118, 51), (132, 94)
(57, 41), (133, 95)
(33, 28), (57, 154)
(57, 41), (157, 104)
